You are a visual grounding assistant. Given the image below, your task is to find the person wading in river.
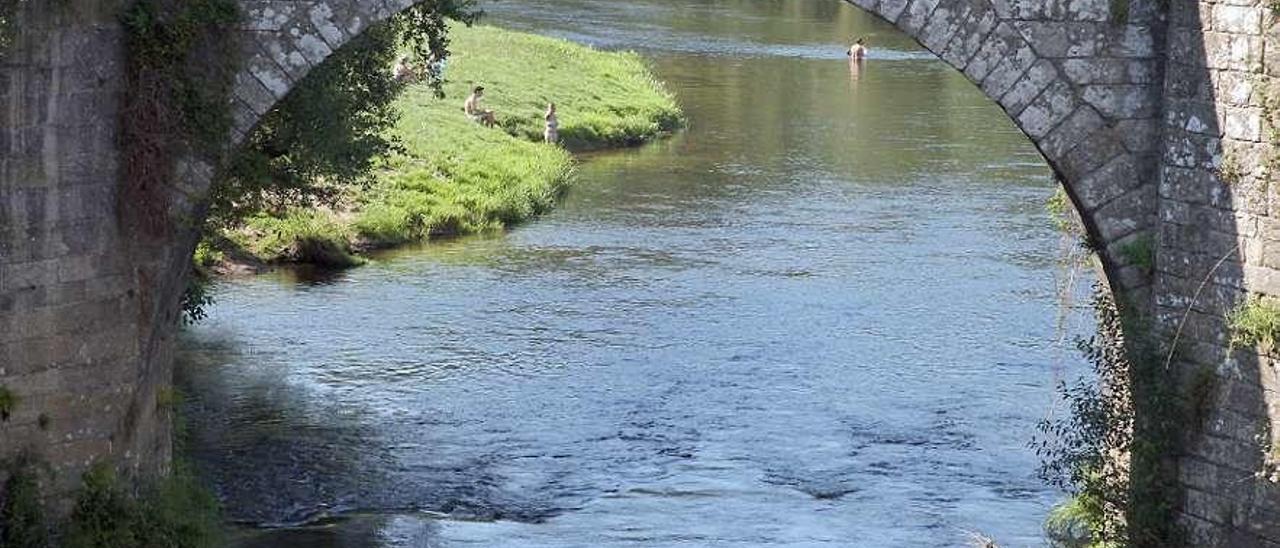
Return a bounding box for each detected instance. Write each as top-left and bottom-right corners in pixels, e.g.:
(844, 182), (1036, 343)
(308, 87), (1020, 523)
(847, 37), (868, 61)
(464, 85), (497, 127)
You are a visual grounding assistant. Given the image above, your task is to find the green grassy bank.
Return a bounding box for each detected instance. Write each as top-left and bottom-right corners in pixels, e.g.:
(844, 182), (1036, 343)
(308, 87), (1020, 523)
(221, 24), (683, 268)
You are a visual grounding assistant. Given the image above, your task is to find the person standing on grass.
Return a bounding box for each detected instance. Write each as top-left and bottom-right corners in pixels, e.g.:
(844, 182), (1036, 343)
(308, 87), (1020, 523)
(544, 103), (559, 144)
(464, 85), (497, 127)
(847, 37), (868, 61)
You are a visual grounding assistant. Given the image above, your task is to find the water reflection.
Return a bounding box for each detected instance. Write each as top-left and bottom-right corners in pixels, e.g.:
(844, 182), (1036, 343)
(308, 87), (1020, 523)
(848, 57), (864, 87)
(181, 0), (1094, 546)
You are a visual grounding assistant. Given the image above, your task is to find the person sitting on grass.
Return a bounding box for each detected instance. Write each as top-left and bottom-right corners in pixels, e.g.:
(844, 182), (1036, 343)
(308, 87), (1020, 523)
(464, 85), (497, 128)
(394, 55), (420, 84)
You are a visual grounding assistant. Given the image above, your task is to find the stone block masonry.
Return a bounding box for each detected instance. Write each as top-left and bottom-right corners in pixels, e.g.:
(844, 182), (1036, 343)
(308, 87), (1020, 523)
(1155, 2), (1280, 546)
(1, 0), (1280, 544)
(0, 0), (174, 516)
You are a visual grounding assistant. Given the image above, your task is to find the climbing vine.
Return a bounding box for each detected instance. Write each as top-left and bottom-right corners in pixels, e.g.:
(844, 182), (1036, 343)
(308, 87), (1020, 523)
(119, 0), (240, 237)
(1034, 286), (1134, 546)
(1034, 286), (1189, 547)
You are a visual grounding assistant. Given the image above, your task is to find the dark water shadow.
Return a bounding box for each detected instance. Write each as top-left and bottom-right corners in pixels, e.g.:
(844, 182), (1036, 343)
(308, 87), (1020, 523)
(175, 334), (396, 526)
(278, 264), (354, 286)
(230, 514), (444, 548)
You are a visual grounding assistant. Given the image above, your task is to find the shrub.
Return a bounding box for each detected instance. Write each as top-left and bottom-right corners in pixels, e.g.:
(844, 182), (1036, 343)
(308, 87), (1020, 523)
(0, 456), (48, 548)
(65, 463), (222, 548)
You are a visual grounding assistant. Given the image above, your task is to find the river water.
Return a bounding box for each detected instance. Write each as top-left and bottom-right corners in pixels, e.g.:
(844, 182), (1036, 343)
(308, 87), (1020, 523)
(177, 1), (1095, 546)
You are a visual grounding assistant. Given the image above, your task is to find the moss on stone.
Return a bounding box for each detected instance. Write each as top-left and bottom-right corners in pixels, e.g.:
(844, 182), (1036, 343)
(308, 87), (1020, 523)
(0, 385), (17, 422)
(1117, 234), (1155, 273)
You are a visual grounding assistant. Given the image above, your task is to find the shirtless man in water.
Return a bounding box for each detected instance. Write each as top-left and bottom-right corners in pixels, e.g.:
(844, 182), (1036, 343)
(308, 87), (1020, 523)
(464, 85), (497, 127)
(847, 37), (868, 61)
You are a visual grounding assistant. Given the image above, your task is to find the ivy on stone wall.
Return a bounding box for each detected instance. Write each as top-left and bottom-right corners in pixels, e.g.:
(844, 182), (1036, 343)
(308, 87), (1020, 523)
(119, 0), (240, 237)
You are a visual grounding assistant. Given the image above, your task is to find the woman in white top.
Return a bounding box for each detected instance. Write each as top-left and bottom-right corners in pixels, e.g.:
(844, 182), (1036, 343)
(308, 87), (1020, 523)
(544, 103), (559, 144)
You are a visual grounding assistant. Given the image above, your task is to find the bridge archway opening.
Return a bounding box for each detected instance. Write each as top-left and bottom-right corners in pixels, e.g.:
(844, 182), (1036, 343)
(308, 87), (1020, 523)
(175, 0), (1162, 543)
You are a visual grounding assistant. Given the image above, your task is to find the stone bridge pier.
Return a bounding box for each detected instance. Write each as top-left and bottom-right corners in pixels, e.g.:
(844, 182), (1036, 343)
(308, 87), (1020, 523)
(2, 0), (1280, 544)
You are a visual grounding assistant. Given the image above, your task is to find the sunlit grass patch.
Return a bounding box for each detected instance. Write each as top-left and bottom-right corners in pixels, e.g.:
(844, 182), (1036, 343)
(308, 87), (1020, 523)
(229, 24), (681, 266)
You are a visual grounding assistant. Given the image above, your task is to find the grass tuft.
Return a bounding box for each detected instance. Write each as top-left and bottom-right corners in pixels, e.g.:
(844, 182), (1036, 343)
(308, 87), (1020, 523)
(1117, 234), (1154, 273)
(233, 210), (365, 268)
(1229, 295), (1280, 352)
(1044, 494), (1118, 548)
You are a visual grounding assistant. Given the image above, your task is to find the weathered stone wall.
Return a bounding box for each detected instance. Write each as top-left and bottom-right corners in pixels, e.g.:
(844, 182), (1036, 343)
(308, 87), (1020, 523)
(0, 0), (175, 509)
(1156, 1), (1280, 546)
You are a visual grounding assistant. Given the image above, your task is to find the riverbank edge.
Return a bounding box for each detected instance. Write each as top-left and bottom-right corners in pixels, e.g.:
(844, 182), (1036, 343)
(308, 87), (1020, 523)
(204, 25), (684, 275)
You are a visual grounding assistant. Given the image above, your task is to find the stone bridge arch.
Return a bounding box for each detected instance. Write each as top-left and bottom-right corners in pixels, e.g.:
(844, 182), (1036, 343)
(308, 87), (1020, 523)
(221, 0), (1163, 304)
(16, 0), (1280, 545)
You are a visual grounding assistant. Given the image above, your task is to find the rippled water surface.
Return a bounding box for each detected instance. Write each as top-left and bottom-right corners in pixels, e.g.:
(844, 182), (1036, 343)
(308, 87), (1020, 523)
(179, 1), (1095, 546)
